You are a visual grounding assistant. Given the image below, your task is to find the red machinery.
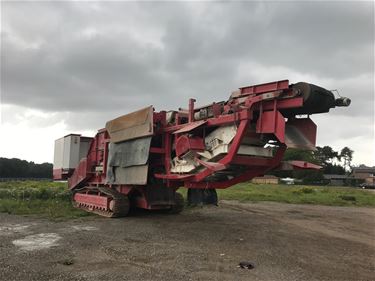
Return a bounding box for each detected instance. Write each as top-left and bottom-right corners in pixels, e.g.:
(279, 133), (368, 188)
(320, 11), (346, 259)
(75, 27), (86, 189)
(53, 80), (350, 217)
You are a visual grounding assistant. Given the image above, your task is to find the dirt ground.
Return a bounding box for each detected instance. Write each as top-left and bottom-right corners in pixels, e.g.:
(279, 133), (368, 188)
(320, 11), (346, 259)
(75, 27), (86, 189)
(0, 201), (374, 281)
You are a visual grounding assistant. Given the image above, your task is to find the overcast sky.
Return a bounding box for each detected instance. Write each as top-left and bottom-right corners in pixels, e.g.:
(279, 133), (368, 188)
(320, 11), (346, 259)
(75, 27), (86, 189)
(1, 1), (374, 166)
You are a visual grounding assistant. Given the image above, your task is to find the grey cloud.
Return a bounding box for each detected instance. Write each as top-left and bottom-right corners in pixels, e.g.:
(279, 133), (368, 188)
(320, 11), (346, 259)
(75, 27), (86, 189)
(1, 1), (374, 131)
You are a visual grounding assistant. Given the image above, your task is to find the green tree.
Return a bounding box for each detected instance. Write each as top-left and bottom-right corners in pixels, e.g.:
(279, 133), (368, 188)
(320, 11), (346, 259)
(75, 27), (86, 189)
(278, 148), (324, 183)
(283, 148), (318, 164)
(313, 146), (340, 166)
(340, 147), (353, 172)
(0, 158), (52, 178)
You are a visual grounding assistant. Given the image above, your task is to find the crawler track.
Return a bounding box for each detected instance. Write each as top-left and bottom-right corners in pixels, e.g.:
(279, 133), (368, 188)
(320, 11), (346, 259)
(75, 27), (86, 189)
(73, 186), (130, 218)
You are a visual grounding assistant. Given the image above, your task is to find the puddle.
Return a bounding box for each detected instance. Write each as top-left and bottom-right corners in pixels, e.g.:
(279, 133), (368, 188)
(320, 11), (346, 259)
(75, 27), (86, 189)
(12, 233), (61, 251)
(0, 224), (33, 235)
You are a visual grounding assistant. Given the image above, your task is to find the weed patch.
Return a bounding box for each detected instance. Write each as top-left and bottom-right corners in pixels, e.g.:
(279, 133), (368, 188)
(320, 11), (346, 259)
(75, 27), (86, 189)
(0, 181), (89, 219)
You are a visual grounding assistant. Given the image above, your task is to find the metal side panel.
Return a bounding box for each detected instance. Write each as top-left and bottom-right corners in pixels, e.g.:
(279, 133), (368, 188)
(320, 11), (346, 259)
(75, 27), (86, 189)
(111, 165), (149, 185)
(67, 135), (81, 169)
(285, 118), (317, 150)
(106, 137), (152, 185)
(105, 106), (154, 143)
(237, 145), (273, 157)
(79, 139), (91, 160)
(53, 138), (64, 169)
(68, 158), (89, 190)
(256, 110), (285, 143)
(108, 137), (152, 168)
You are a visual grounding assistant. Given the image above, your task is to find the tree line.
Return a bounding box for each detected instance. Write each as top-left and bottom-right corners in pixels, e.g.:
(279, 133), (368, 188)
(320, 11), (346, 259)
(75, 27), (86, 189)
(0, 158), (52, 179)
(284, 146), (353, 173)
(274, 146), (354, 184)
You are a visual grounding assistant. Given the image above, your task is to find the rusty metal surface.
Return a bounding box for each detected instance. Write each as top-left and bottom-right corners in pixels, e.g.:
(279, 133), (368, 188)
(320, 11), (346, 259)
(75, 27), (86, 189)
(105, 106), (153, 143)
(173, 120), (206, 134)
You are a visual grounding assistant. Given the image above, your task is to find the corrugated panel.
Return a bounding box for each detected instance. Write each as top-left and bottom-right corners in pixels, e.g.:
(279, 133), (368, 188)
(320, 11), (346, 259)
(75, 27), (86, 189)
(105, 106), (154, 143)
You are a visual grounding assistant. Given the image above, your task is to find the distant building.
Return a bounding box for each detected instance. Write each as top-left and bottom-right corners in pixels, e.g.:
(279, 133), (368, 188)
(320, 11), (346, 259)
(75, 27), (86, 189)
(252, 175), (279, 184)
(323, 174), (349, 186)
(352, 166), (375, 179)
(351, 166), (375, 185)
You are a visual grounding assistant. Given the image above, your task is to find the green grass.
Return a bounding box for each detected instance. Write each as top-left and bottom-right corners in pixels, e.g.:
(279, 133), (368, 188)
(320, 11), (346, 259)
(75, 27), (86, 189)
(214, 183), (375, 207)
(0, 181), (374, 220)
(0, 181), (91, 219)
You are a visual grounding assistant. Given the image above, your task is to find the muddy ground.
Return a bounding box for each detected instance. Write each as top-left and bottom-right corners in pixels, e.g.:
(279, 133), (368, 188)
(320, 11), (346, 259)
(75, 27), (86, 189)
(0, 201), (374, 281)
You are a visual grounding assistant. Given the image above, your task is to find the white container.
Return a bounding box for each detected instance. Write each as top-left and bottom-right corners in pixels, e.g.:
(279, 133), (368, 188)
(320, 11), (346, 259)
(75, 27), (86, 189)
(53, 134), (92, 170)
